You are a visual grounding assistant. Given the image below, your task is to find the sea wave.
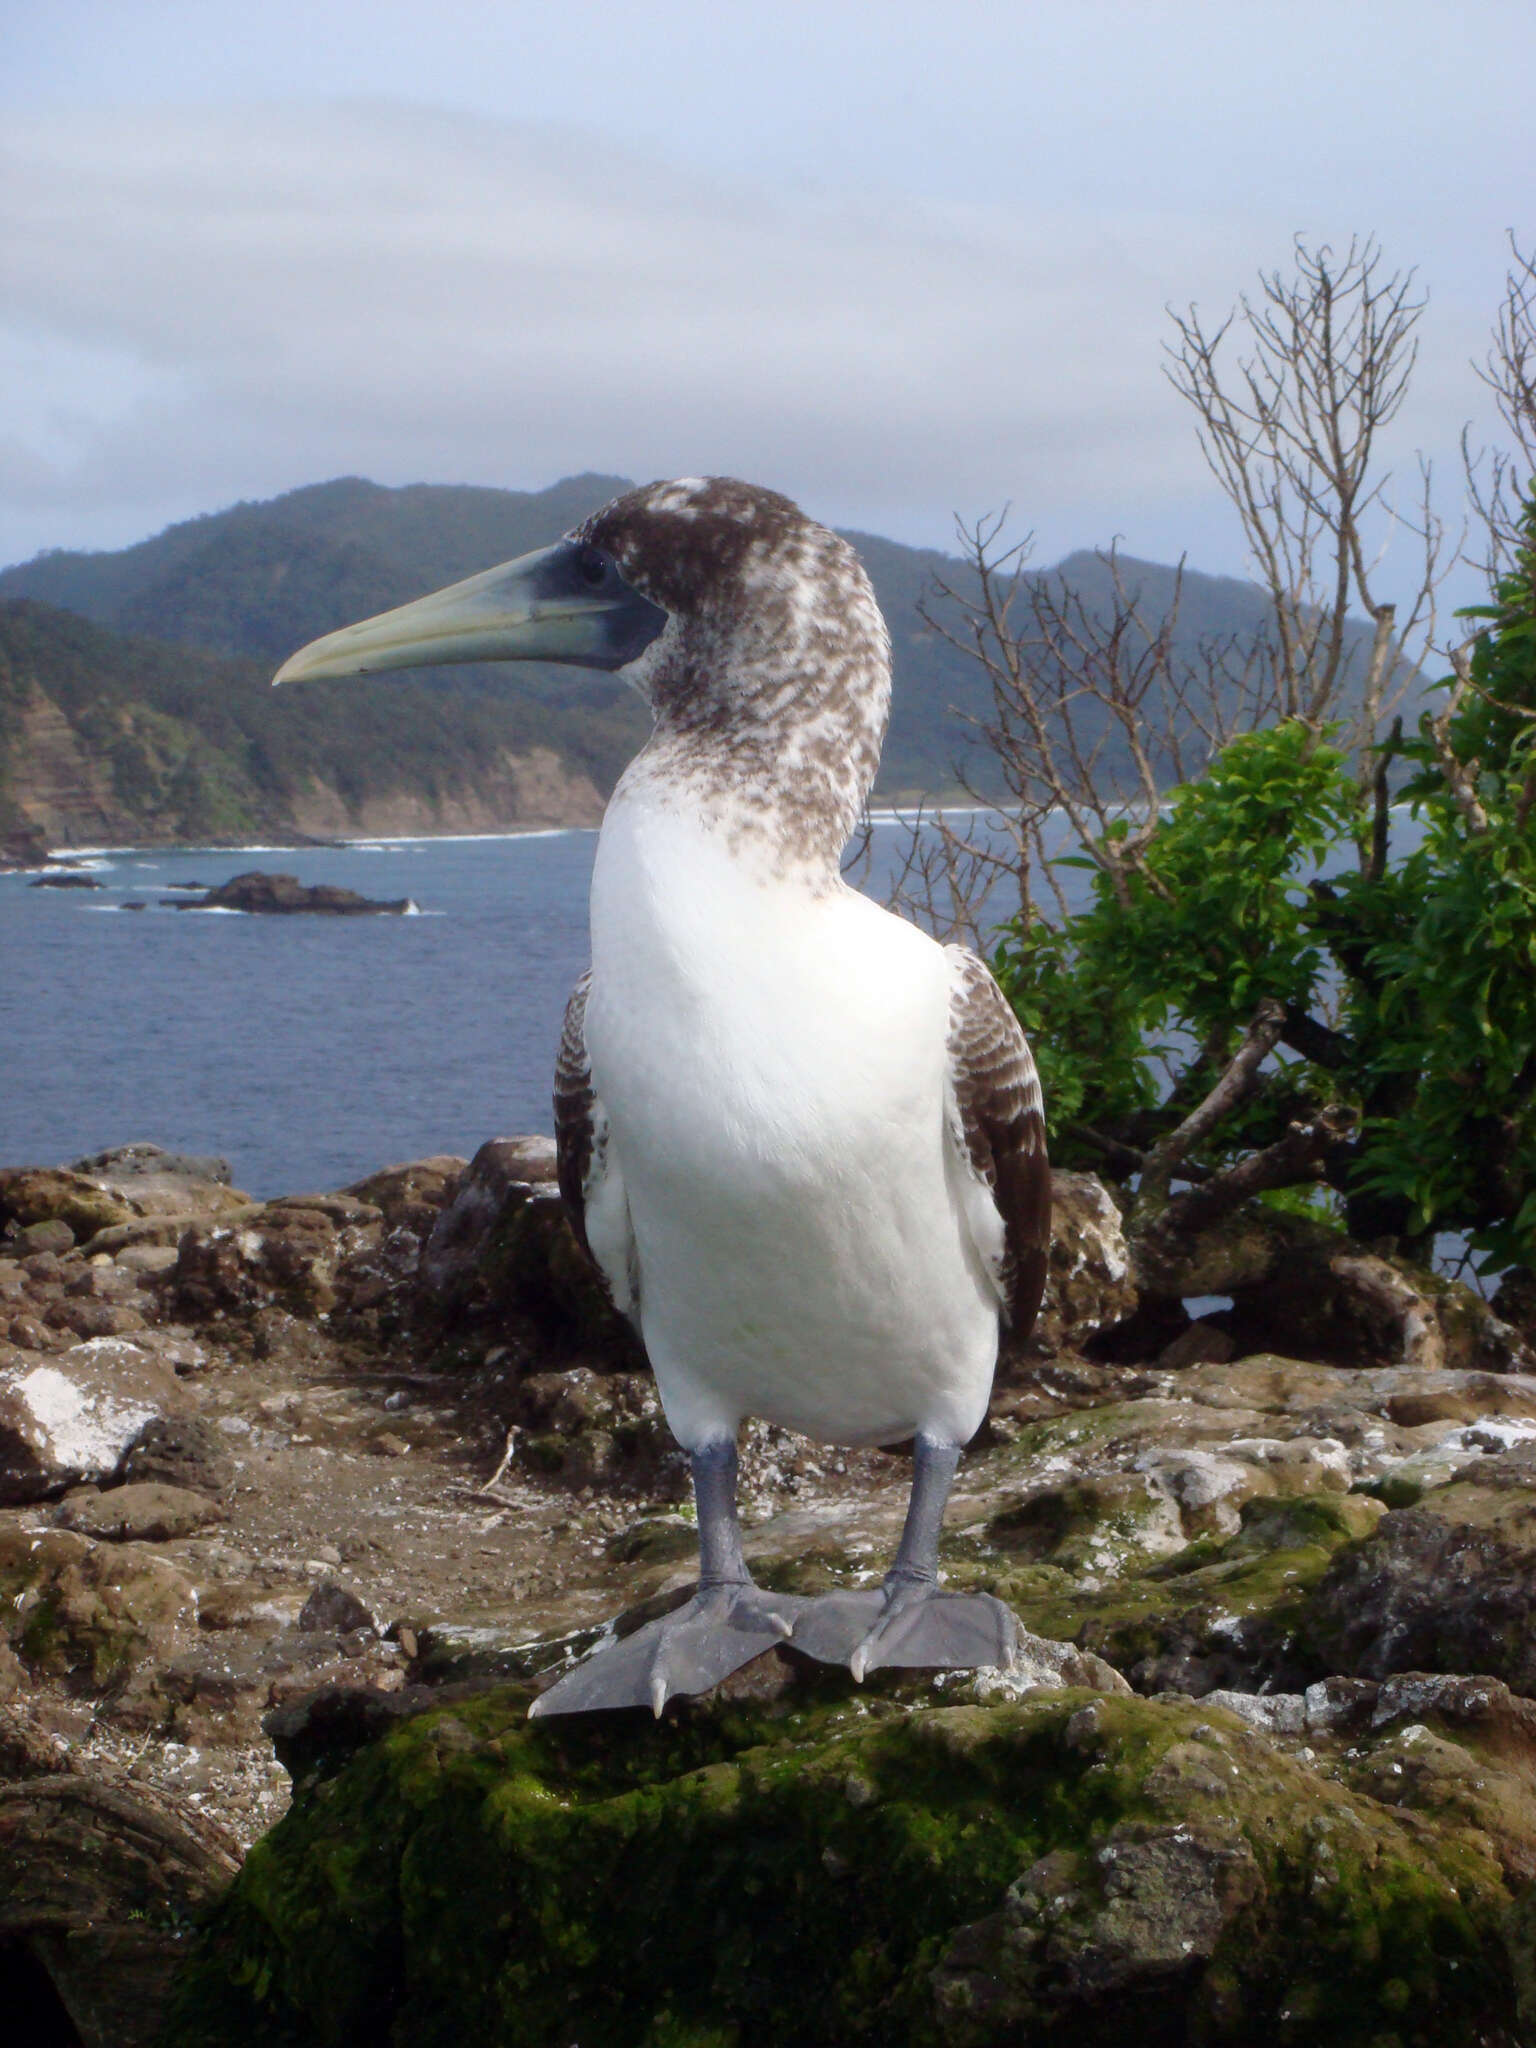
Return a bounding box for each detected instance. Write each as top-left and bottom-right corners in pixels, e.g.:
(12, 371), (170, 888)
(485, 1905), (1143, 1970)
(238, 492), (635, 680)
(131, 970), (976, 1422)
(336, 826), (591, 847)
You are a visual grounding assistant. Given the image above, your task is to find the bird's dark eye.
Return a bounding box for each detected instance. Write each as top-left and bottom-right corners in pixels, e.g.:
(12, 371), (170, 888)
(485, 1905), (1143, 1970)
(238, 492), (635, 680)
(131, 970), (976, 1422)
(577, 546), (610, 588)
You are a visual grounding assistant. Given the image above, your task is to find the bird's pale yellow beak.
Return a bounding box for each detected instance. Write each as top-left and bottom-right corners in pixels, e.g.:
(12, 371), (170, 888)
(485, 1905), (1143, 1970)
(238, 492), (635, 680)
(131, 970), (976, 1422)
(272, 540), (666, 685)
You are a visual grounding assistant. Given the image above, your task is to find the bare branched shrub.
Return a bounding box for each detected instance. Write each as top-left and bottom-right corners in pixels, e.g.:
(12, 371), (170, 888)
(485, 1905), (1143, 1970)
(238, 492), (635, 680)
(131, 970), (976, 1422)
(892, 237), (1450, 946)
(1165, 236), (1446, 805)
(1466, 234), (1536, 575)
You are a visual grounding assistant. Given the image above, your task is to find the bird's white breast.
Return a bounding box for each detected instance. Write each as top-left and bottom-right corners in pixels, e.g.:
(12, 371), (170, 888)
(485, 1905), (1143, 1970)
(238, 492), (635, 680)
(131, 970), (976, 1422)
(584, 793), (1001, 1451)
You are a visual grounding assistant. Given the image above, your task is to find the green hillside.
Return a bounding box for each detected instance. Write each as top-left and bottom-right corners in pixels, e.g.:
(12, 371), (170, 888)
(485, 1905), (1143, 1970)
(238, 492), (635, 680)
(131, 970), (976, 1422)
(0, 597), (647, 847)
(0, 473), (1395, 843)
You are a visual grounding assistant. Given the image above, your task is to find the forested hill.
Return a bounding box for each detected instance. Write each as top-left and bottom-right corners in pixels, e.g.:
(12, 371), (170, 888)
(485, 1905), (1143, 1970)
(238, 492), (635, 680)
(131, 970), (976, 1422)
(0, 473), (1345, 847)
(0, 595), (650, 848)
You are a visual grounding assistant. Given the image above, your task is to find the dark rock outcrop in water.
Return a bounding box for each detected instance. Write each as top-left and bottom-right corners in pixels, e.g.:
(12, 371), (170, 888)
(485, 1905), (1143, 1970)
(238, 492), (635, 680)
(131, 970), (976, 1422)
(170, 870), (416, 915)
(5, 1142), (1536, 2042)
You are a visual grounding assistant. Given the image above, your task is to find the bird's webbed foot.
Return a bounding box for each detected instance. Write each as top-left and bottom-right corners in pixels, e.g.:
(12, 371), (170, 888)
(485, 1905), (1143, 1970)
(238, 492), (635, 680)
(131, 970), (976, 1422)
(792, 1574), (1021, 1682)
(529, 1580), (806, 1719)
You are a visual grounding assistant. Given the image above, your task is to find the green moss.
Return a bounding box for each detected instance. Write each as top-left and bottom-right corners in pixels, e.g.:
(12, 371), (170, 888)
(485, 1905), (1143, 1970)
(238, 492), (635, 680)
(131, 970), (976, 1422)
(1227, 1492), (1384, 1553)
(983, 1472), (1178, 1575)
(17, 1588), (64, 1667)
(1357, 1472), (1426, 1510)
(934, 1492), (1379, 1688)
(8, 1565), (158, 1693)
(162, 1685), (1519, 2048)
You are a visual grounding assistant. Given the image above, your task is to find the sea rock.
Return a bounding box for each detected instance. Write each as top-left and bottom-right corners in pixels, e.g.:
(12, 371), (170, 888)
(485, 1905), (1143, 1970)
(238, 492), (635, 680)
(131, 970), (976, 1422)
(173, 870), (415, 915)
(0, 1340), (192, 1503)
(158, 1687), (1522, 2047)
(117, 1414), (234, 1494)
(1299, 1456), (1536, 1693)
(297, 1581), (376, 1636)
(417, 1135), (642, 1368)
(66, 1145), (249, 1243)
(15, 1132), (1536, 2043)
(0, 1771), (238, 2048)
(1133, 1200), (1536, 1373)
(981, 1464), (1387, 1696)
(512, 1366), (676, 1488)
(417, 1135), (559, 1296)
(117, 1244), (182, 1277)
(0, 1168), (138, 1247)
(0, 1148), (250, 1264)
(12, 1218), (75, 1257)
(936, 1820), (1267, 2028)
(344, 1155), (465, 1231)
(0, 1520), (200, 1696)
(167, 1199), (382, 1321)
(72, 1143), (234, 1187)
(1027, 1172), (1137, 1357)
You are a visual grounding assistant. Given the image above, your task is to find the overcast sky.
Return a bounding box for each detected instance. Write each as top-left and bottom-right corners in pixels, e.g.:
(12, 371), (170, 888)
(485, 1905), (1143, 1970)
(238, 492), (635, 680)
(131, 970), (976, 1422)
(3, 0), (1532, 600)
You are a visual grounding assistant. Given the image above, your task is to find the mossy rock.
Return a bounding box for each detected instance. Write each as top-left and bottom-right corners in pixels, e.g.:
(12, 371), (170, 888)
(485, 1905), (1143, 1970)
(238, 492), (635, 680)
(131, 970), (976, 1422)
(430, 1180), (645, 1370)
(1295, 1470), (1536, 1694)
(982, 1471), (1184, 1578)
(0, 1524), (195, 1696)
(0, 1165), (138, 1240)
(940, 1492), (1382, 1697)
(161, 1683), (1519, 2047)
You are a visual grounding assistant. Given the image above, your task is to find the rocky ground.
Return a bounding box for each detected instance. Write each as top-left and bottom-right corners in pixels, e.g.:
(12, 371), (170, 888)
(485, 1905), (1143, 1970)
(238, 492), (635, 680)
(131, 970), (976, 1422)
(5, 1141), (1536, 2043)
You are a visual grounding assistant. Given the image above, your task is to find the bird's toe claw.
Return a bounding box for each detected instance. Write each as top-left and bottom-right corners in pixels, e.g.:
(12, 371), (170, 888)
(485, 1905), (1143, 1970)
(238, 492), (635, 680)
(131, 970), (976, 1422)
(529, 1583), (806, 1720)
(793, 1582), (1020, 1681)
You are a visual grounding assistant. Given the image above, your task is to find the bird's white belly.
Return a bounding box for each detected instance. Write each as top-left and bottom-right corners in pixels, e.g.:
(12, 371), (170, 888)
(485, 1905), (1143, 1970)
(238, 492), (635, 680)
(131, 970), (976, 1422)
(585, 805), (1000, 1451)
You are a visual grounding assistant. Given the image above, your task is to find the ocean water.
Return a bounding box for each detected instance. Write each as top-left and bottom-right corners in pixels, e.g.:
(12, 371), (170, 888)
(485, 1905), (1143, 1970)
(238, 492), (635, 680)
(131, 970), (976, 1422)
(3, 809), (1419, 1208)
(1, 833), (602, 1198)
(2, 820), (1003, 1199)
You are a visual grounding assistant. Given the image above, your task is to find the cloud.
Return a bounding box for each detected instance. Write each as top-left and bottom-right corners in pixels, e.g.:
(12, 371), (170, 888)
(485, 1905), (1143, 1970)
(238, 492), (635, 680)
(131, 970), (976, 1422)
(0, 99), (1504, 585)
(0, 103), (1269, 560)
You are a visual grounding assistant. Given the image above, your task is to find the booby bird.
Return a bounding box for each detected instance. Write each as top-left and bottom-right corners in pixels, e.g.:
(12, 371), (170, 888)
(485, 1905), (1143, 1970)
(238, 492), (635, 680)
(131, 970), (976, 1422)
(274, 478), (1050, 1715)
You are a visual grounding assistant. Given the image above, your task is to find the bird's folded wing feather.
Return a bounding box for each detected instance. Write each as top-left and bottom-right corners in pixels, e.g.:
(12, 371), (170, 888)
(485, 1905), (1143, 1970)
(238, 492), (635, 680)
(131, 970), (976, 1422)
(944, 945), (1051, 1336)
(554, 970), (598, 1250)
(553, 971), (638, 1317)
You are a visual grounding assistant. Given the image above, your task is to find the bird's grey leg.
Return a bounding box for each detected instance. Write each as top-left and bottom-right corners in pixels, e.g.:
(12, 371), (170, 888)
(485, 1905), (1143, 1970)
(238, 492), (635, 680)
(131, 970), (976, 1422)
(528, 1438), (807, 1720)
(791, 1434), (1020, 1681)
(693, 1438), (751, 1587)
(884, 1435), (962, 1592)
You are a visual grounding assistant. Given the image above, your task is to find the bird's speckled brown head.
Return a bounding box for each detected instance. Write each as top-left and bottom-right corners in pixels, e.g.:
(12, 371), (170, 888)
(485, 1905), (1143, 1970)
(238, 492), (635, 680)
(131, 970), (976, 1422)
(574, 477), (891, 877)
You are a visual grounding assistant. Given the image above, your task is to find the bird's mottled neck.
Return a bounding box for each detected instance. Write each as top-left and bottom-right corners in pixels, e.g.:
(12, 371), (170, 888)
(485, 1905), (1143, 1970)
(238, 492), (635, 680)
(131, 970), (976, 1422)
(619, 616), (890, 884)
(580, 478), (892, 885)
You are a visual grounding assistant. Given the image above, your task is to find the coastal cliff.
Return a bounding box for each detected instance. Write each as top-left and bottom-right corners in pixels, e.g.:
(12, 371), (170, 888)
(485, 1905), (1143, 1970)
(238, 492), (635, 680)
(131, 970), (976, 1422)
(0, 599), (625, 849)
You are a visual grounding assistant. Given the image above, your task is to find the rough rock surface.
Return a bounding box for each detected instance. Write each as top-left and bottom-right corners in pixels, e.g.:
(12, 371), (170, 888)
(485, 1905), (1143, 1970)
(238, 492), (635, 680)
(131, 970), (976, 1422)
(163, 1684), (1523, 2048)
(0, 1341), (194, 1502)
(172, 870), (416, 915)
(4, 1142), (1536, 2043)
(1025, 1171), (1138, 1359)
(1127, 1193), (1536, 1376)
(1300, 1448), (1536, 1692)
(0, 1145), (251, 1268)
(0, 1764), (237, 2048)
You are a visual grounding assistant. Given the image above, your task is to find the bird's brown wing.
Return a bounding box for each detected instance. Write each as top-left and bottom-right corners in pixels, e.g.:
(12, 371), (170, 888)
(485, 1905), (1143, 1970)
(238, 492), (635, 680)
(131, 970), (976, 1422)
(944, 945), (1051, 1339)
(553, 971), (640, 1321)
(553, 970), (597, 1259)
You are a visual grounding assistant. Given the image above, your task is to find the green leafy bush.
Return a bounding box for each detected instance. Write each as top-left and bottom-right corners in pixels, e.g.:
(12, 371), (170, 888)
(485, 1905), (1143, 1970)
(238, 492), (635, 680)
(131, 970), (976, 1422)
(995, 490), (1536, 1272)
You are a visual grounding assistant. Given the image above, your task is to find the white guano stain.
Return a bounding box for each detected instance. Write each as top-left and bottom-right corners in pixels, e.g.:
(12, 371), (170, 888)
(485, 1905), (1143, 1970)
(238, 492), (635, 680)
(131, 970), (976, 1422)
(7, 1364), (156, 1477)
